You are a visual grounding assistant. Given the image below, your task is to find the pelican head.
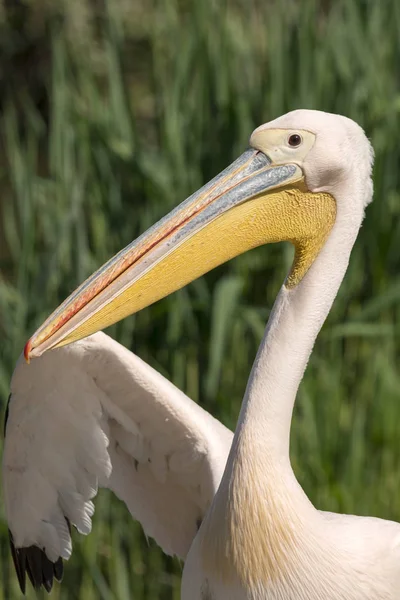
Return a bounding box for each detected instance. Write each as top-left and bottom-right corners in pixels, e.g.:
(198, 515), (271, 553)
(24, 110), (373, 360)
(251, 110), (373, 207)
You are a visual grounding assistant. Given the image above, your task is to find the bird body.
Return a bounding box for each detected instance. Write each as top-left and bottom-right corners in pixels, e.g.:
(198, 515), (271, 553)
(3, 110), (400, 598)
(185, 513), (400, 600)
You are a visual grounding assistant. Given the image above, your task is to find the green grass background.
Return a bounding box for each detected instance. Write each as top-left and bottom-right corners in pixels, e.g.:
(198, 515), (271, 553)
(0, 0), (400, 597)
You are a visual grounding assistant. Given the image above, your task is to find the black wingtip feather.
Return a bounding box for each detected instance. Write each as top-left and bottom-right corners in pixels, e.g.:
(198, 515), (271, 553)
(9, 531), (64, 594)
(53, 557), (64, 582)
(9, 531), (26, 594)
(4, 394), (11, 437)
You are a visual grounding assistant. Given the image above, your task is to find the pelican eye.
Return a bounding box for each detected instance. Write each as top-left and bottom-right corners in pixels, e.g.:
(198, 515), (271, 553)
(288, 134), (302, 147)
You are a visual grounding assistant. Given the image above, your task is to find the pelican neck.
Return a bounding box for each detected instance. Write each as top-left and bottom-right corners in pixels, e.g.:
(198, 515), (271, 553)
(227, 195), (365, 480)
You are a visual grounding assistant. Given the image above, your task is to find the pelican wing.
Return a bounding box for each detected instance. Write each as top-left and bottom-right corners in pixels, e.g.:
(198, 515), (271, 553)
(3, 332), (232, 592)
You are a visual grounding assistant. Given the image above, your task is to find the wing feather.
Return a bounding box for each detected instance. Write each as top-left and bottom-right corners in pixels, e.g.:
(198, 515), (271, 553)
(3, 332), (232, 593)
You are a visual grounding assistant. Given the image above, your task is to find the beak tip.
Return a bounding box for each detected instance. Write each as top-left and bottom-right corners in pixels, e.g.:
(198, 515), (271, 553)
(24, 339), (32, 364)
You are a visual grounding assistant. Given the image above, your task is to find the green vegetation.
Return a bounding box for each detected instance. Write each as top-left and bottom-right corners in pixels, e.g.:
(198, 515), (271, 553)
(1, 0), (400, 597)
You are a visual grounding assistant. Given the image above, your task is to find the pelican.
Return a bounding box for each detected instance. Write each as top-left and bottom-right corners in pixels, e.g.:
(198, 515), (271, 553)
(3, 110), (400, 599)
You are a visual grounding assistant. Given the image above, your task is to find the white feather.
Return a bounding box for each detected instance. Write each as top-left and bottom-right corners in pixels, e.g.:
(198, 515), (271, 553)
(2, 331), (232, 563)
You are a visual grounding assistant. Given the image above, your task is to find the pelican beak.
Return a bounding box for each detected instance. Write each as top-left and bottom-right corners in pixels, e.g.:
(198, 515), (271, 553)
(25, 144), (335, 361)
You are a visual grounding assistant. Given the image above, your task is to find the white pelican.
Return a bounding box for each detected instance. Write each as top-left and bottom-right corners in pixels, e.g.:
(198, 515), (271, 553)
(3, 110), (400, 599)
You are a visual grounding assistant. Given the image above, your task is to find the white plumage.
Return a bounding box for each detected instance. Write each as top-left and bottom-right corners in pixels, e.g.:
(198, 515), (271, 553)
(4, 332), (231, 590)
